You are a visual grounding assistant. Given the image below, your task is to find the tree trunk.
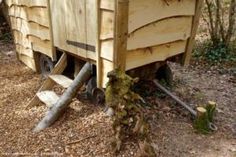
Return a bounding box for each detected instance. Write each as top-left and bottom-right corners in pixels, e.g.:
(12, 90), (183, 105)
(226, 0), (236, 46)
(34, 62), (92, 132)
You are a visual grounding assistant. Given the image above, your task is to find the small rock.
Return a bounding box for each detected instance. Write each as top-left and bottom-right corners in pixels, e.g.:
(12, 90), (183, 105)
(229, 148), (236, 152)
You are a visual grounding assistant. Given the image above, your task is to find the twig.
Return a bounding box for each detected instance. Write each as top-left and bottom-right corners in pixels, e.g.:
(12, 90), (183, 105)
(66, 135), (97, 145)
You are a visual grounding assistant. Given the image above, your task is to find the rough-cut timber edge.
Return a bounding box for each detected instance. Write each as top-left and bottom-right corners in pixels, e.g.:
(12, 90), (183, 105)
(34, 62), (92, 132)
(182, 0), (204, 65)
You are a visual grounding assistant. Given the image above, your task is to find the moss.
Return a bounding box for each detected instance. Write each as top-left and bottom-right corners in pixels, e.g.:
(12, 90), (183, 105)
(193, 103), (217, 134)
(193, 108), (211, 134)
(105, 69), (156, 156)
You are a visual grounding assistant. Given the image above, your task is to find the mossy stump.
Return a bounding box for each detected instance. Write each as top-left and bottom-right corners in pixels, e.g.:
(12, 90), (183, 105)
(194, 107), (210, 134)
(205, 101), (216, 122)
(193, 101), (217, 134)
(105, 69), (156, 156)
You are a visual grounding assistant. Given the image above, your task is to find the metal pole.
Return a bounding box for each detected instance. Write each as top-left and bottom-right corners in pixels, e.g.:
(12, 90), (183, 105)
(153, 79), (197, 117)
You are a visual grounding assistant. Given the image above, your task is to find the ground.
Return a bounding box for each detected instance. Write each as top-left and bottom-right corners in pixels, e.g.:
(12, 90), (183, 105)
(0, 39), (235, 157)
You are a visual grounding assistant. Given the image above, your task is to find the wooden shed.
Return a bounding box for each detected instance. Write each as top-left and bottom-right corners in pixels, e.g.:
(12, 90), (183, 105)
(5, 0), (203, 88)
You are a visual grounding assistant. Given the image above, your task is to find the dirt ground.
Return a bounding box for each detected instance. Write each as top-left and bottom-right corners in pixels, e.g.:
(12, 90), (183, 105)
(0, 40), (235, 157)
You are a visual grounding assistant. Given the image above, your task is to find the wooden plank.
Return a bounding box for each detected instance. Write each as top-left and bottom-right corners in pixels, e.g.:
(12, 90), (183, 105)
(26, 53), (67, 109)
(40, 53), (68, 91)
(64, 0), (86, 58)
(96, 1), (102, 88)
(100, 10), (114, 40)
(9, 5), (49, 27)
(16, 44), (34, 58)
(100, 39), (114, 61)
(13, 30), (31, 48)
(126, 40), (187, 70)
(8, 5), (27, 20)
(50, 0), (89, 58)
(128, 0), (196, 33)
(36, 91), (59, 107)
(49, 75), (73, 88)
(113, 0), (129, 71)
(27, 7), (50, 27)
(127, 17), (193, 50)
(46, 0), (56, 61)
(182, 0), (204, 65)
(49, 0), (67, 51)
(100, 0), (114, 11)
(86, 0), (97, 54)
(10, 17), (50, 40)
(101, 59), (114, 88)
(28, 35), (52, 56)
(18, 54), (36, 71)
(5, 0), (47, 7)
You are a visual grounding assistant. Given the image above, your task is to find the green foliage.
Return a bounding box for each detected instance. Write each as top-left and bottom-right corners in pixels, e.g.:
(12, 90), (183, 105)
(193, 40), (236, 63)
(0, 32), (12, 42)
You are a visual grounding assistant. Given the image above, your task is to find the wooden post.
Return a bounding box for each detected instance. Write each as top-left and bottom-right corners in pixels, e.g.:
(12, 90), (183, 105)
(205, 101), (216, 122)
(34, 62), (92, 132)
(96, 0), (102, 88)
(193, 107), (210, 134)
(113, 0), (129, 71)
(182, 0), (204, 65)
(46, 0), (57, 61)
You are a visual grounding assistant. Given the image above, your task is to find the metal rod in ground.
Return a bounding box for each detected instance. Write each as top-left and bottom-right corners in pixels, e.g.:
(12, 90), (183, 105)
(153, 79), (197, 117)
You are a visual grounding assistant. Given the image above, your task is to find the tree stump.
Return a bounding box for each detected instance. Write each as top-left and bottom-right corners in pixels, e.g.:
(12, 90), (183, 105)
(194, 107), (210, 134)
(205, 101), (216, 122)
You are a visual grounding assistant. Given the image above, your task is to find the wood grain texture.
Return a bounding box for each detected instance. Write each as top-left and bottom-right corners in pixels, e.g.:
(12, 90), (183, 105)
(113, 0), (129, 70)
(100, 0), (114, 11)
(18, 54), (36, 71)
(100, 10), (114, 40)
(127, 17), (192, 50)
(6, 0), (47, 7)
(16, 44), (34, 58)
(126, 40), (187, 70)
(9, 5), (49, 27)
(128, 0), (196, 34)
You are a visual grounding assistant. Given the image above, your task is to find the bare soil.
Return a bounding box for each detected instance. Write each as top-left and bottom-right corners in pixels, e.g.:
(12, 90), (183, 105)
(0, 41), (235, 156)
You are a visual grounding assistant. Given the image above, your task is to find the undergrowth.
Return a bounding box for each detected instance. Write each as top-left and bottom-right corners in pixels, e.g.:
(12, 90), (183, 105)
(193, 40), (236, 64)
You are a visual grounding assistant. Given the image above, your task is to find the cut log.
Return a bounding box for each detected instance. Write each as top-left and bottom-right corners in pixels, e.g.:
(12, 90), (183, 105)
(193, 107), (210, 134)
(205, 101), (216, 122)
(34, 62), (92, 132)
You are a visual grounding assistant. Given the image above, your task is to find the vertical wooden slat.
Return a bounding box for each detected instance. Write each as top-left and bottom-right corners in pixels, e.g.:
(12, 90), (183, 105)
(113, 0), (129, 71)
(182, 0), (204, 65)
(96, 0), (102, 88)
(46, 0), (57, 61)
